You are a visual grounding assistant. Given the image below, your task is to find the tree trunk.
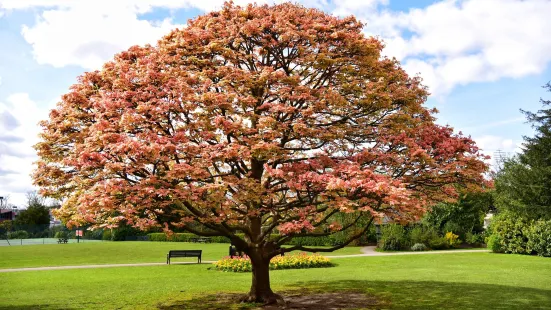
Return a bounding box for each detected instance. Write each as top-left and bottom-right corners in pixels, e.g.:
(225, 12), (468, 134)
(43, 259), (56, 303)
(243, 249), (281, 304)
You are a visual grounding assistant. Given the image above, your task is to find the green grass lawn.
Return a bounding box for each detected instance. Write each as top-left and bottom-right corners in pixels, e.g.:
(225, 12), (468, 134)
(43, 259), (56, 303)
(0, 250), (549, 309)
(0, 241), (362, 269)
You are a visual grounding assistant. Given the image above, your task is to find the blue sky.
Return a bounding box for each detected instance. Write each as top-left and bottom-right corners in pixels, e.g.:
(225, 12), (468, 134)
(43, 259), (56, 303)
(0, 0), (550, 207)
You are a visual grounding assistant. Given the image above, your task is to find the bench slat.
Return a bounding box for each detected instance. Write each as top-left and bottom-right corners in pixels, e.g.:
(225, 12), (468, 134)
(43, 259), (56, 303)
(166, 250), (202, 264)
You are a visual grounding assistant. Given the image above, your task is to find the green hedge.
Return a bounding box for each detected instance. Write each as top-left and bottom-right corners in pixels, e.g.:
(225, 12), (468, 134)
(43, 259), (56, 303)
(147, 232), (361, 246)
(7, 230), (29, 239)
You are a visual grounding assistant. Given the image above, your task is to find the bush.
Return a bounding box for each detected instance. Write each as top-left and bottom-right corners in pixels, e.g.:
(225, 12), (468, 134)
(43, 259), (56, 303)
(486, 234), (503, 253)
(409, 225), (439, 245)
(378, 224), (408, 251)
(487, 213), (530, 254)
(7, 230), (29, 239)
(214, 253), (334, 272)
(526, 220), (551, 257)
(289, 235), (332, 247)
(84, 229), (104, 240)
(444, 232), (462, 248)
(102, 230), (112, 241)
(54, 231), (68, 239)
(411, 243), (427, 251)
(443, 222), (466, 240)
(465, 232), (484, 246)
(428, 236), (449, 250)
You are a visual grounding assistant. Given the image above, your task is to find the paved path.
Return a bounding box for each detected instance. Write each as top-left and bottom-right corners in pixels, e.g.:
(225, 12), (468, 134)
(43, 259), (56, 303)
(328, 246), (489, 258)
(0, 261), (216, 273)
(1, 247), (488, 273)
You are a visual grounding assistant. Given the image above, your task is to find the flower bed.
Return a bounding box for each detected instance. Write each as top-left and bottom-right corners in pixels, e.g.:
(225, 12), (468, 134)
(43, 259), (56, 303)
(213, 253), (334, 272)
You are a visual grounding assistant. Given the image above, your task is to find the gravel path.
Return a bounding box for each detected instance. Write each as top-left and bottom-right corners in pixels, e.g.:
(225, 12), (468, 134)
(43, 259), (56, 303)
(1, 247), (489, 273)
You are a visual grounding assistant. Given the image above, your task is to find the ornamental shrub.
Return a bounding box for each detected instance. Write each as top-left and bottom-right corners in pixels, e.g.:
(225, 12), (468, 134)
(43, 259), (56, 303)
(411, 243), (427, 251)
(7, 230), (29, 239)
(84, 229), (104, 240)
(486, 234), (503, 253)
(102, 230), (112, 241)
(526, 220), (551, 257)
(465, 232), (484, 246)
(487, 213), (530, 254)
(428, 236), (449, 250)
(444, 232), (462, 248)
(378, 224), (408, 251)
(409, 225), (439, 245)
(214, 253), (334, 272)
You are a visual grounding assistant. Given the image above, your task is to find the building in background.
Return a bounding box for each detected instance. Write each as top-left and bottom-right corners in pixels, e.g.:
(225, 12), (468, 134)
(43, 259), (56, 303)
(0, 208), (18, 222)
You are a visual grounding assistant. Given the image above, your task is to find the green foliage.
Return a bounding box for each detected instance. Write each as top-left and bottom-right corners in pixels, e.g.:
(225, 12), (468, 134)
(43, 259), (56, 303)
(147, 232), (357, 247)
(494, 82), (551, 220)
(378, 224), (408, 251)
(409, 225), (439, 245)
(14, 205), (50, 227)
(54, 231), (68, 239)
(526, 220), (551, 257)
(84, 229), (104, 240)
(213, 253), (334, 272)
(327, 212), (377, 245)
(428, 236), (449, 250)
(486, 234), (502, 253)
(102, 230), (112, 241)
(7, 230), (29, 239)
(465, 232), (484, 245)
(288, 235), (333, 246)
(423, 191), (492, 239)
(487, 212), (530, 254)
(411, 243), (427, 251)
(0, 220), (13, 236)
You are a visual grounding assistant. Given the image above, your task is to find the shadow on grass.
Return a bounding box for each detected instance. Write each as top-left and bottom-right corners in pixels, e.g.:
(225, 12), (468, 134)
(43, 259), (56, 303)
(297, 280), (551, 309)
(159, 280), (551, 310)
(0, 305), (75, 310)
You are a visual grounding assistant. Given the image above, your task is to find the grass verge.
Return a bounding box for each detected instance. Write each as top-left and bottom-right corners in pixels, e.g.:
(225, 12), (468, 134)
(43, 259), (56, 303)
(0, 252), (549, 309)
(0, 241), (362, 269)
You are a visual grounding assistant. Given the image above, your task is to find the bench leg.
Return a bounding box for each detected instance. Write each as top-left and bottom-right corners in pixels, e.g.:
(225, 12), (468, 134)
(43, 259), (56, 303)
(167, 254), (170, 265)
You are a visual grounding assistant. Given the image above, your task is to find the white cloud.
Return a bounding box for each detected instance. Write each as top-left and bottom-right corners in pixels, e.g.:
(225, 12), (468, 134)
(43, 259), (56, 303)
(339, 0), (551, 96)
(3, 0), (333, 70)
(332, 0), (388, 16)
(20, 4), (180, 69)
(4, 0), (550, 88)
(0, 93), (56, 206)
(473, 134), (523, 169)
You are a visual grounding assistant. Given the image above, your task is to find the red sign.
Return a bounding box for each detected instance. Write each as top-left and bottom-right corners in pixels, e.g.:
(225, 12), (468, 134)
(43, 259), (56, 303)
(76, 230), (83, 237)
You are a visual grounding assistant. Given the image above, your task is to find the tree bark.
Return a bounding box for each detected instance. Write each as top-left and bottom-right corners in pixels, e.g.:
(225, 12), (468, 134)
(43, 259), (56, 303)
(243, 248), (281, 304)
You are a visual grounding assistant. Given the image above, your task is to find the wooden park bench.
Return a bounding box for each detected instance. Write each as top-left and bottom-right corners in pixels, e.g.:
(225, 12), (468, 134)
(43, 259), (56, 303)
(57, 238), (68, 244)
(166, 250), (202, 264)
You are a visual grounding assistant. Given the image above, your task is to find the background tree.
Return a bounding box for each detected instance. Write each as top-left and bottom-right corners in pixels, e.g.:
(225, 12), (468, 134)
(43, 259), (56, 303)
(33, 3), (488, 303)
(494, 82), (551, 220)
(423, 190), (493, 239)
(13, 192), (51, 228)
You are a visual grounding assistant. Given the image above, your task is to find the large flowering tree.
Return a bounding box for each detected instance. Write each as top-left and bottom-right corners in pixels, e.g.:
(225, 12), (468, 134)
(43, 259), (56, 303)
(34, 2), (489, 303)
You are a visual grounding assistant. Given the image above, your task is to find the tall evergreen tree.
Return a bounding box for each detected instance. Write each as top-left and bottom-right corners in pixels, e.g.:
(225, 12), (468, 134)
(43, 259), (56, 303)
(495, 82), (551, 219)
